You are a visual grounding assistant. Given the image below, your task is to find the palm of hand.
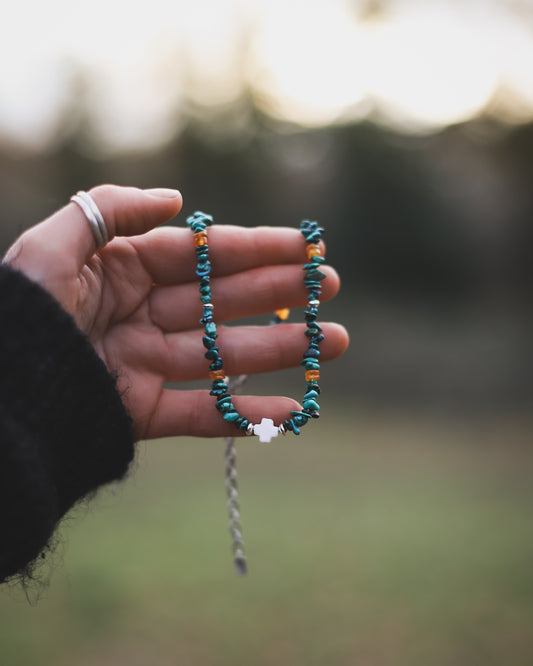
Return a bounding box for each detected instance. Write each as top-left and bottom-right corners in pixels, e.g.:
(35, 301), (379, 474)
(74, 239), (170, 440)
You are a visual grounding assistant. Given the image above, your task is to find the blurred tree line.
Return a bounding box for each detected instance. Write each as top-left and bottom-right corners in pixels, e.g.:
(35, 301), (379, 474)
(1, 97), (532, 411)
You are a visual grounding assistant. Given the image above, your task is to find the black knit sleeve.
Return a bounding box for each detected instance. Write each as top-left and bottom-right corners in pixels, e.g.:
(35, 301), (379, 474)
(0, 264), (135, 583)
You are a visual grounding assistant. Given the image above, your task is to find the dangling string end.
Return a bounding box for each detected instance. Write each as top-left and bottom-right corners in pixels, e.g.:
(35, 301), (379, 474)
(234, 554), (248, 576)
(224, 434), (248, 576)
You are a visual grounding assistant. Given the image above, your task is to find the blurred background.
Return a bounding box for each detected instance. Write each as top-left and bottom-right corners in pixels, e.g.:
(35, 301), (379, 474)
(1, 0), (533, 664)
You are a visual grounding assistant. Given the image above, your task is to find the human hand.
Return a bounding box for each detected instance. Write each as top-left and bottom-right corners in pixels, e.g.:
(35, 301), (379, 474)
(4, 185), (349, 440)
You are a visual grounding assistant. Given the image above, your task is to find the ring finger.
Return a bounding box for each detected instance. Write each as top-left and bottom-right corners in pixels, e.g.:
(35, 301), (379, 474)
(161, 322), (348, 382)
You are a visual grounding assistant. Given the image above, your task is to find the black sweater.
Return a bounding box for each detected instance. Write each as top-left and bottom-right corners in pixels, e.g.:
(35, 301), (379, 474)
(0, 264), (135, 583)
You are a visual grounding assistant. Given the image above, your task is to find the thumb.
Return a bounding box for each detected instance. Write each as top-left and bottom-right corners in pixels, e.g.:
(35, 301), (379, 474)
(70, 185), (183, 266)
(5, 184), (182, 274)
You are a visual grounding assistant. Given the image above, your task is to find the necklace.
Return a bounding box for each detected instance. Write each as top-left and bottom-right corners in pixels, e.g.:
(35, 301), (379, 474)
(187, 212), (326, 440)
(186, 211), (326, 572)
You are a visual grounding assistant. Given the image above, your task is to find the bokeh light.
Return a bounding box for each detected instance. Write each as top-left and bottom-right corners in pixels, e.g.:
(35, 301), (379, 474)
(1, 0), (533, 152)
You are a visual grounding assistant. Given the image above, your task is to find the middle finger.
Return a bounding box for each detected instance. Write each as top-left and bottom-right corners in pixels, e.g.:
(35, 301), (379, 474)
(149, 264), (340, 332)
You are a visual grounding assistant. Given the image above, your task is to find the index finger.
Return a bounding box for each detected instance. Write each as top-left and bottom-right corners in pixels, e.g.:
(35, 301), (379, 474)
(132, 223), (326, 285)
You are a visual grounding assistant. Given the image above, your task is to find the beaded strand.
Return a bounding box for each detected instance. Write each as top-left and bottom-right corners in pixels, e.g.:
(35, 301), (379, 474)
(186, 211), (326, 442)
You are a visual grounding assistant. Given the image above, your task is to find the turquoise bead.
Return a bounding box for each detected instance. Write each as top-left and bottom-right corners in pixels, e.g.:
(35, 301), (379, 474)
(204, 322), (217, 336)
(223, 411), (241, 422)
(305, 231), (321, 243)
(290, 420), (301, 435)
(305, 325), (323, 337)
(290, 411), (309, 427)
(196, 263), (211, 277)
(303, 399), (320, 411)
(202, 335), (217, 349)
(210, 386), (228, 397)
(304, 389), (319, 400)
(187, 211), (213, 228)
(301, 358), (320, 369)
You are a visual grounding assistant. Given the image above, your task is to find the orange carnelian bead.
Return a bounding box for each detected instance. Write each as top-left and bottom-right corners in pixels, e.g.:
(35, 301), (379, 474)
(275, 308), (290, 321)
(306, 243), (322, 259)
(209, 369), (226, 381)
(305, 369), (320, 382)
(193, 231), (208, 247)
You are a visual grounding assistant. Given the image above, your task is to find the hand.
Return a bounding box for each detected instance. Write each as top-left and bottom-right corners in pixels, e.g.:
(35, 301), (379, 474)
(4, 185), (349, 440)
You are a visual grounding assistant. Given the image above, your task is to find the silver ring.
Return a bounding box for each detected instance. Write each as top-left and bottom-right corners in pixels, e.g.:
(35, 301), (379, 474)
(70, 191), (109, 250)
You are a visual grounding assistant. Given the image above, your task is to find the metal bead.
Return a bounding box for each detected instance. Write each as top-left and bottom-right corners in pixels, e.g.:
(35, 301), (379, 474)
(246, 423), (255, 436)
(278, 423), (286, 435)
(308, 299), (320, 307)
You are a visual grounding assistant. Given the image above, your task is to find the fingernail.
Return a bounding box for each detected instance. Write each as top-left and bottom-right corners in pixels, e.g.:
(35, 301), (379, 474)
(144, 188), (182, 199)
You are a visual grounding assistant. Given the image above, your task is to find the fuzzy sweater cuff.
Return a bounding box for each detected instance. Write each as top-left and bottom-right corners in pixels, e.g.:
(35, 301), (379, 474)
(0, 263), (134, 582)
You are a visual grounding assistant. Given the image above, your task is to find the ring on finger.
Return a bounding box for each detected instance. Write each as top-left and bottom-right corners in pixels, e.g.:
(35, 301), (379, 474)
(70, 190), (109, 250)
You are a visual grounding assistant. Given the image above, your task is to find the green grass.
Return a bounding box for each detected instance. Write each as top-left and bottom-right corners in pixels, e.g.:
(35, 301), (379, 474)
(1, 407), (532, 666)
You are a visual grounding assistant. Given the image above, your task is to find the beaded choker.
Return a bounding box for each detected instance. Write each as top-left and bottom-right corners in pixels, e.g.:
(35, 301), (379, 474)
(186, 212), (326, 572)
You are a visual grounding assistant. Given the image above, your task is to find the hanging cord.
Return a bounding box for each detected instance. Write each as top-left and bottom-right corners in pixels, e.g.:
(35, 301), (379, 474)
(224, 373), (249, 576)
(223, 310), (290, 575)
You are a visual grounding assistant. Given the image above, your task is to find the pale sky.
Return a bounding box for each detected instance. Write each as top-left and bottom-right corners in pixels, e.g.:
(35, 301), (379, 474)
(1, 0), (532, 152)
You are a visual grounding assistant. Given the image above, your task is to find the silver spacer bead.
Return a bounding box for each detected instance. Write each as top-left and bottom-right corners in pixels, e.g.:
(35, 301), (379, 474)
(203, 303), (214, 309)
(246, 422), (255, 436)
(308, 299), (320, 307)
(278, 423), (286, 435)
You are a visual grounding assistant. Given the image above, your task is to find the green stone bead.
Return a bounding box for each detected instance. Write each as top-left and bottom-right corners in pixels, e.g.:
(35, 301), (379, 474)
(212, 380), (227, 389)
(290, 420), (301, 435)
(305, 324), (323, 336)
(290, 411), (309, 427)
(202, 335), (217, 349)
(204, 321), (217, 336)
(223, 411), (241, 422)
(305, 230), (321, 243)
(303, 399), (320, 411)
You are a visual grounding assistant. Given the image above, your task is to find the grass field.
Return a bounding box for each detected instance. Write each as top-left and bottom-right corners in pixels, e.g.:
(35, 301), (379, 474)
(1, 405), (532, 666)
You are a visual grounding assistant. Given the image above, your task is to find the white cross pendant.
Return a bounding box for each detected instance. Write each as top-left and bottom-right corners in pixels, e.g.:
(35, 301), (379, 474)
(253, 418), (279, 443)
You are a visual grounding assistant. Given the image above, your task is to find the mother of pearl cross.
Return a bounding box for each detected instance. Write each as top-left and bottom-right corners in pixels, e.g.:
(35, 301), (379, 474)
(252, 418), (280, 443)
